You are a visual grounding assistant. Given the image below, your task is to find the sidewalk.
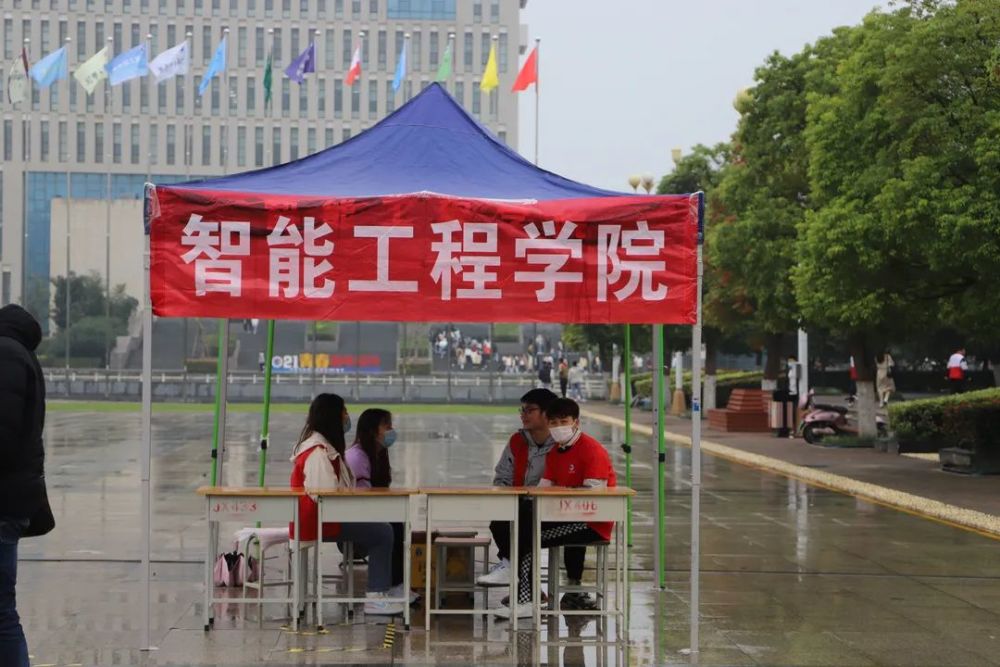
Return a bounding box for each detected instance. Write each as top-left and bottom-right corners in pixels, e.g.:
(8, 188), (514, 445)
(582, 401), (1000, 537)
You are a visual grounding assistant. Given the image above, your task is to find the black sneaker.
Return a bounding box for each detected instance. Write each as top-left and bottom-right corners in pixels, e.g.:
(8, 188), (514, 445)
(560, 592), (600, 611)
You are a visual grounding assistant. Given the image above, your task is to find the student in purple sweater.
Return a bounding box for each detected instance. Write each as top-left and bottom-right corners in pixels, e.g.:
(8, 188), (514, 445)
(345, 409), (418, 603)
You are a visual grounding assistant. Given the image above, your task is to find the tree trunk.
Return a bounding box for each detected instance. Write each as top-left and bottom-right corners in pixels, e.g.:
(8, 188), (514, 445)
(704, 336), (718, 412)
(761, 332), (782, 391)
(849, 333), (877, 438)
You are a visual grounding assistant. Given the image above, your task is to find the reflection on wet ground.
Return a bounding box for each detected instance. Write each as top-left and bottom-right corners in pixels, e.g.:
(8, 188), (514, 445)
(18, 409), (1000, 666)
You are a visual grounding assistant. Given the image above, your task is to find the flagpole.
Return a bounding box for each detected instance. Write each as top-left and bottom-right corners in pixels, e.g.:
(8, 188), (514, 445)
(222, 27), (230, 175)
(265, 29), (273, 164)
(314, 29), (322, 153)
(105, 36), (114, 370)
(491, 34), (498, 121)
(64, 36), (73, 370)
(186, 31), (193, 181)
(20, 38), (30, 307)
(145, 33), (153, 183)
(446, 32), (455, 89)
(404, 32), (410, 102)
(533, 37), (540, 165)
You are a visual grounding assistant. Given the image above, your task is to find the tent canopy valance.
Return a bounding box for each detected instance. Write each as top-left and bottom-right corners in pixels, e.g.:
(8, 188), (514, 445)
(148, 83), (701, 324)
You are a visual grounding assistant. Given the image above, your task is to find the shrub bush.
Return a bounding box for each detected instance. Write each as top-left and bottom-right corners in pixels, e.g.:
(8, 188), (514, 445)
(889, 388), (1000, 454)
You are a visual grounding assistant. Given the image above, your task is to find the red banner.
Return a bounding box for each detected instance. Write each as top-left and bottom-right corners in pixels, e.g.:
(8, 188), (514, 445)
(149, 189), (699, 324)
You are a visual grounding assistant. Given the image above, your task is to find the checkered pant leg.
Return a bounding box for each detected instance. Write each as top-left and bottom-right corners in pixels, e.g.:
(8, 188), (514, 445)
(516, 522), (593, 604)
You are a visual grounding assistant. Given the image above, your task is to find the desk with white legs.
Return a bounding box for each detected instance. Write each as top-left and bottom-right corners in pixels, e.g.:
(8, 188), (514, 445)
(526, 487), (635, 633)
(421, 487), (528, 631)
(311, 488), (417, 630)
(196, 486), (304, 631)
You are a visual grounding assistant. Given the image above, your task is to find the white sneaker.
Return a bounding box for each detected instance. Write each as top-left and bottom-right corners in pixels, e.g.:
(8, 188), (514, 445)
(492, 601), (533, 619)
(477, 558), (511, 586)
(364, 591), (404, 616)
(387, 583), (421, 605)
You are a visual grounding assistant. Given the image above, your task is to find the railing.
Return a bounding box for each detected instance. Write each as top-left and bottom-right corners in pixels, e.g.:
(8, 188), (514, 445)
(44, 368), (610, 402)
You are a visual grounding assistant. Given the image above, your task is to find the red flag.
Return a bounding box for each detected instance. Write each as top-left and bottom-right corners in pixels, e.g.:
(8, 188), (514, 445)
(345, 45), (362, 85)
(511, 46), (537, 92)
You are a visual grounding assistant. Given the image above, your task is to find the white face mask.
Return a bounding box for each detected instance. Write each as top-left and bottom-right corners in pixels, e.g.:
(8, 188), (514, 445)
(549, 424), (576, 444)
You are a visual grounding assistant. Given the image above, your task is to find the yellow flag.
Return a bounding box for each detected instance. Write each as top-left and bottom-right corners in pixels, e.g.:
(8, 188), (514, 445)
(480, 42), (498, 92)
(73, 46), (109, 95)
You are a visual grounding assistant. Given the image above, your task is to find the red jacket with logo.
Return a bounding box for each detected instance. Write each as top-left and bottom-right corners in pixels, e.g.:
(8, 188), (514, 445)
(541, 432), (617, 540)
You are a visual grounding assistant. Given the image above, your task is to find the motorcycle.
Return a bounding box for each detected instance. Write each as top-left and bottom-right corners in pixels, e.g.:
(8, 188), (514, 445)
(798, 390), (887, 444)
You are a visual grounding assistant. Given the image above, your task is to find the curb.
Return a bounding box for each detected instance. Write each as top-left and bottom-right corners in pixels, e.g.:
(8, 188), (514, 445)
(582, 409), (1000, 540)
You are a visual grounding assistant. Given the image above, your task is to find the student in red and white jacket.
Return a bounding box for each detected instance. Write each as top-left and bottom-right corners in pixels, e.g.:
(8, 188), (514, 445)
(288, 393), (402, 616)
(493, 397), (617, 619)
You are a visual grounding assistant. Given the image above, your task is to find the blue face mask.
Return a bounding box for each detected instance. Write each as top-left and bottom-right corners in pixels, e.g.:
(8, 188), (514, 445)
(343, 416), (352, 433)
(382, 429), (397, 448)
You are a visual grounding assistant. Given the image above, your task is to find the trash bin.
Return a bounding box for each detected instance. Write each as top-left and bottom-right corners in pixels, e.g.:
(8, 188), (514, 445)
(770, 389), (794, 438)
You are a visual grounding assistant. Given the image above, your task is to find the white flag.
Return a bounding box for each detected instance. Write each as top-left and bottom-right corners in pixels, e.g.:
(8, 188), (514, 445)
(149, 41), (190, 83)
(73, 46), (109, 95)
(7, 54), (28, 105)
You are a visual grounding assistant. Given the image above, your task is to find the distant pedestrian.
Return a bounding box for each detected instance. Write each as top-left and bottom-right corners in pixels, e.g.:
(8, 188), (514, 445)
(946, 347), (968, 394)
(0, 305), (56, 667)
(558, 358), (569, 397)
(538, 362), (552, 389)
(876, 351), (895, 407)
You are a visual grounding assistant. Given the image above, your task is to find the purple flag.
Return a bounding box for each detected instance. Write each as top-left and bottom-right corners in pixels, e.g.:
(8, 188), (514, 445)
(284, 42), (315, 84)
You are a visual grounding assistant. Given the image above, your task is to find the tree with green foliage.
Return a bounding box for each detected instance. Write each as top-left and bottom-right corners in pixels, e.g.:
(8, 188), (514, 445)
(656, 143), (735, 408)
(796, 1), (1000, 434)
(710, 46), (823, 388)
(46, 272), (138, 364)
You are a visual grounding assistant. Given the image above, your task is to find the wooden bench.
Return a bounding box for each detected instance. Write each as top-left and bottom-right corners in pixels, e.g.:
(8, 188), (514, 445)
(707, 388), (770, 432)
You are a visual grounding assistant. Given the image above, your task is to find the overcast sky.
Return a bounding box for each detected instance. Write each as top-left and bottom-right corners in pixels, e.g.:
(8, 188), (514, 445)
(517, 0), (886, 191)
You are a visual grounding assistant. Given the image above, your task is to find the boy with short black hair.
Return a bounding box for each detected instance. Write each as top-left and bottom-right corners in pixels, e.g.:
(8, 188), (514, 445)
(492, 398), (616, 619)
(481, 388), (580, 588)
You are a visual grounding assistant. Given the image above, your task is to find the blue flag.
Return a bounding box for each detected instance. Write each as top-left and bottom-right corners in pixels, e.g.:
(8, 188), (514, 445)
(106, 44), (148, 85)
(392, 37), (408, 92)
(29, 46), (68, 88)
(198, 35), (227, 96)
(284, 42), (315, 84)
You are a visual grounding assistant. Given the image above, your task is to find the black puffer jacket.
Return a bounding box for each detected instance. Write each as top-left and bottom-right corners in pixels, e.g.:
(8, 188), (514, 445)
(0, 304), (54, 537)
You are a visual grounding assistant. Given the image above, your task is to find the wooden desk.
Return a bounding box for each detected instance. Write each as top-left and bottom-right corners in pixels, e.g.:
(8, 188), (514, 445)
(309, 488), (417, 630)
(421, 487), (529, 631)
(195, 486), (304, 631)
(525, 487), (636, 633)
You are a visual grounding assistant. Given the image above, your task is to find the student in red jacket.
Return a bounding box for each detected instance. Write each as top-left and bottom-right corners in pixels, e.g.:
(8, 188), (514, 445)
(288, 393), (402, 616)
(493, 398), (616, 619)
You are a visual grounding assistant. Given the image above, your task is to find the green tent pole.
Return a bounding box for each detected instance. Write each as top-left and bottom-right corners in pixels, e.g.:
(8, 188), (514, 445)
(624, 324), (633, 546)
(655, 324), (667, 589)
(258, 320), (276, 487)
(210, 319), (228, 486)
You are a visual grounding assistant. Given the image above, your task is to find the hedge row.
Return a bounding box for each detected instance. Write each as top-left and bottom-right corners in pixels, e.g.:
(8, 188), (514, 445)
(630, 370), (764, 409)
(888, 388), (1000, 454)
(811, 369), (996, 394)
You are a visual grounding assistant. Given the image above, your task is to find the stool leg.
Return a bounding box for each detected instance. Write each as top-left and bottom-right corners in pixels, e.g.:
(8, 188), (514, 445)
(548, 547), (559, 611)
(435, 545), (445, 610)
(600, 546), (608, 613)
(346, 542), (354, 619)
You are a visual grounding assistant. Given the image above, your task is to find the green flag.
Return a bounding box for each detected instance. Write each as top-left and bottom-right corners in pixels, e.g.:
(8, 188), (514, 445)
(435, 41), (452, 82)
(263, 50), (273, 108)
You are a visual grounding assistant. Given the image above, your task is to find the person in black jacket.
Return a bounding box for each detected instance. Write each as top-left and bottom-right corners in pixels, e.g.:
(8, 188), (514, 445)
(0, 304), (54, 667)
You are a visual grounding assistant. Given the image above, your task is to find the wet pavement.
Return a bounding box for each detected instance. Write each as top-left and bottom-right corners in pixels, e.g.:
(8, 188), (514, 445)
(17, 407), (1000, 666)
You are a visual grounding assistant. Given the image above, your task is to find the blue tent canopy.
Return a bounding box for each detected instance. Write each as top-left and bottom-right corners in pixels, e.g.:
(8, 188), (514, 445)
(170, 83), (625, 201)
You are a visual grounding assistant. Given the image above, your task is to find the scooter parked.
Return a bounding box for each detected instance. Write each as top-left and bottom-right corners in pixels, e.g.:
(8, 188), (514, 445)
(798, 390), (887, 444)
